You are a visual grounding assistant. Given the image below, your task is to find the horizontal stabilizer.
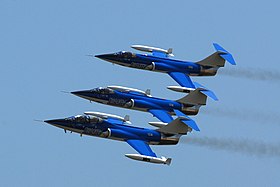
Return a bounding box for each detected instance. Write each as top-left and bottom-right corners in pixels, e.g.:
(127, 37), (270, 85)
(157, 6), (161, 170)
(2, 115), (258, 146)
(169, 83), (218, 102)
(174, 110), (200, 131)
(200, 90), (218, 101)
(157, 114), (199, 134)
(176, 89), (206, 105)
(175, 82), (218, 105)
(193, 82), (218, 101)
(213, 43), (236, 65)
(196, 43), (236, 67)
(181, 119), (199, 132)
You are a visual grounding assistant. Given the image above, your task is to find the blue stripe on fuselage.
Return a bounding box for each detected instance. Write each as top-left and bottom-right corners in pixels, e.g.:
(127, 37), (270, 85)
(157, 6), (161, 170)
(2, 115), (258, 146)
(74, 90), (182, 113)
(135, 54), (201, 74)
(113, 90), (181, 112)
(101, 120), (161, 142)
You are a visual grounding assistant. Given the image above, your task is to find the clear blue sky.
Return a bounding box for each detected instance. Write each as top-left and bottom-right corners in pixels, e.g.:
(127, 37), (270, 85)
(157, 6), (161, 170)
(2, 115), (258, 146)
(1, 0), (280, 186)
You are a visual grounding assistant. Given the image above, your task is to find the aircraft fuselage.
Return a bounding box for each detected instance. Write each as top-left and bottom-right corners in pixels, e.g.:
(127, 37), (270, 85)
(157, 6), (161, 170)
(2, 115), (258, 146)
(95, 52), (217, 76)
(71, 88), (199, 115)
(45, 115), (179, 145)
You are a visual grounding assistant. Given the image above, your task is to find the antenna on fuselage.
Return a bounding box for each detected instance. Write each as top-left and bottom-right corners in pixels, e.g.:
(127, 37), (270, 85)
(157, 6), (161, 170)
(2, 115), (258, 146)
(145, 89), (151, 96)
(124, 115), (130, 122)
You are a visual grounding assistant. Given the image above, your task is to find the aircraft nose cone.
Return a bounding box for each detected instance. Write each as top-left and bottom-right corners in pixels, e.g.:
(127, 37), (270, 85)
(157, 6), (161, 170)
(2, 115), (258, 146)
(95, 54), (106, 59)
(44, 119), (66, 126)
(95, 54), (117, 61)
(71, 90), (88, 97)
(71, 90), (92, 100)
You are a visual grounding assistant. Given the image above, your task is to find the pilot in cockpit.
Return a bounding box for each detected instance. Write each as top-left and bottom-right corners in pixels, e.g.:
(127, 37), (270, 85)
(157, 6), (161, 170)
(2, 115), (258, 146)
(91, 87), (114, 95)
(115, 51), (134, 58)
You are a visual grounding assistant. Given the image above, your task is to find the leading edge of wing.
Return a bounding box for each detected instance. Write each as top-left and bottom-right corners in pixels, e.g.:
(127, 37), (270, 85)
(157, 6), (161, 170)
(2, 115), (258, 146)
(168, 72), (195, 88)
(127, 139), (156, 157)
(149, 109), (173, 123)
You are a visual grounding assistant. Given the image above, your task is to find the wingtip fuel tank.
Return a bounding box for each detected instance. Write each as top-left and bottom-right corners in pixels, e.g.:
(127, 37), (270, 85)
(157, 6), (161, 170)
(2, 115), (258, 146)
(131, 45), (174, 56)
(125, 154), (172, 165)
(84, 111), (131, 124)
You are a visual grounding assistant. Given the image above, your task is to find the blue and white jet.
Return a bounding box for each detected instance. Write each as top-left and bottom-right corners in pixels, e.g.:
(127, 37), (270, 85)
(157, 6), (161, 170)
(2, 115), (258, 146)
(44, 111), (197, 165)
(71, 85), (217, 131)
(95, 43), (236, 91)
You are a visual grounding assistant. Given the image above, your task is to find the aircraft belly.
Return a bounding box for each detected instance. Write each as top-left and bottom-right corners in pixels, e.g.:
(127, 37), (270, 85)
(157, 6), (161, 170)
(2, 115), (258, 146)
(115, 61), (130, 66)
(189, 72), (201, 76)
(108, 98), (130, 107)
(131, 106), (148, 112)
(106, 98), (148, 112)
(148, 141), (160, 145)
(107, 136), (125, 142)
(92, 98), (108, 104)
(104, 59), (129, 66)
(153, 69), (167, 73)
(54, 125), (83, 134)
(129, 62), (154, 71)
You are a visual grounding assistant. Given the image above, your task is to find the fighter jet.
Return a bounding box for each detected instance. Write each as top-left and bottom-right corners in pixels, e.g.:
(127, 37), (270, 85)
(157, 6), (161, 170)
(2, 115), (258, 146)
(44, 111), (197, 165)
(71, 85), (218, 131)
(95, 43), (235, 90)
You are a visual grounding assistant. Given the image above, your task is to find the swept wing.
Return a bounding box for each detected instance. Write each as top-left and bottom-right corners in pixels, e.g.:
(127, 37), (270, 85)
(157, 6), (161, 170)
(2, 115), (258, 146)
(149, 109), (173, 123)
(126, 139), (156, 157)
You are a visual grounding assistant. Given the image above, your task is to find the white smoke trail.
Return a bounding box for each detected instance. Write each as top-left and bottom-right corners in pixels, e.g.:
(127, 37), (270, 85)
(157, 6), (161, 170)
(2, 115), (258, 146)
(183, 136), (280, 158)
(200, 107), (280, 125)
(219, 68), (280, 81)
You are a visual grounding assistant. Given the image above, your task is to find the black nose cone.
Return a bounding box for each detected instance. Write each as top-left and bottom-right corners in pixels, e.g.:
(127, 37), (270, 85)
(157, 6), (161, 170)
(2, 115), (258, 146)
(95, 53), (117, 61)
(71, 90), (93, 101)
(71, 90), (90, 97)
(95, 54), (106, 59)
(44, 119), (66, 126)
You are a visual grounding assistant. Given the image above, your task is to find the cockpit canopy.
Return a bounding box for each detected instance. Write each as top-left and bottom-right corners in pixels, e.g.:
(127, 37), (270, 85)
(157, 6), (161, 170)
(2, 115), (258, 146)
(65, 115), (102, 124)
(115, 51), (135, 58)
(90, 87), (114, 94)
